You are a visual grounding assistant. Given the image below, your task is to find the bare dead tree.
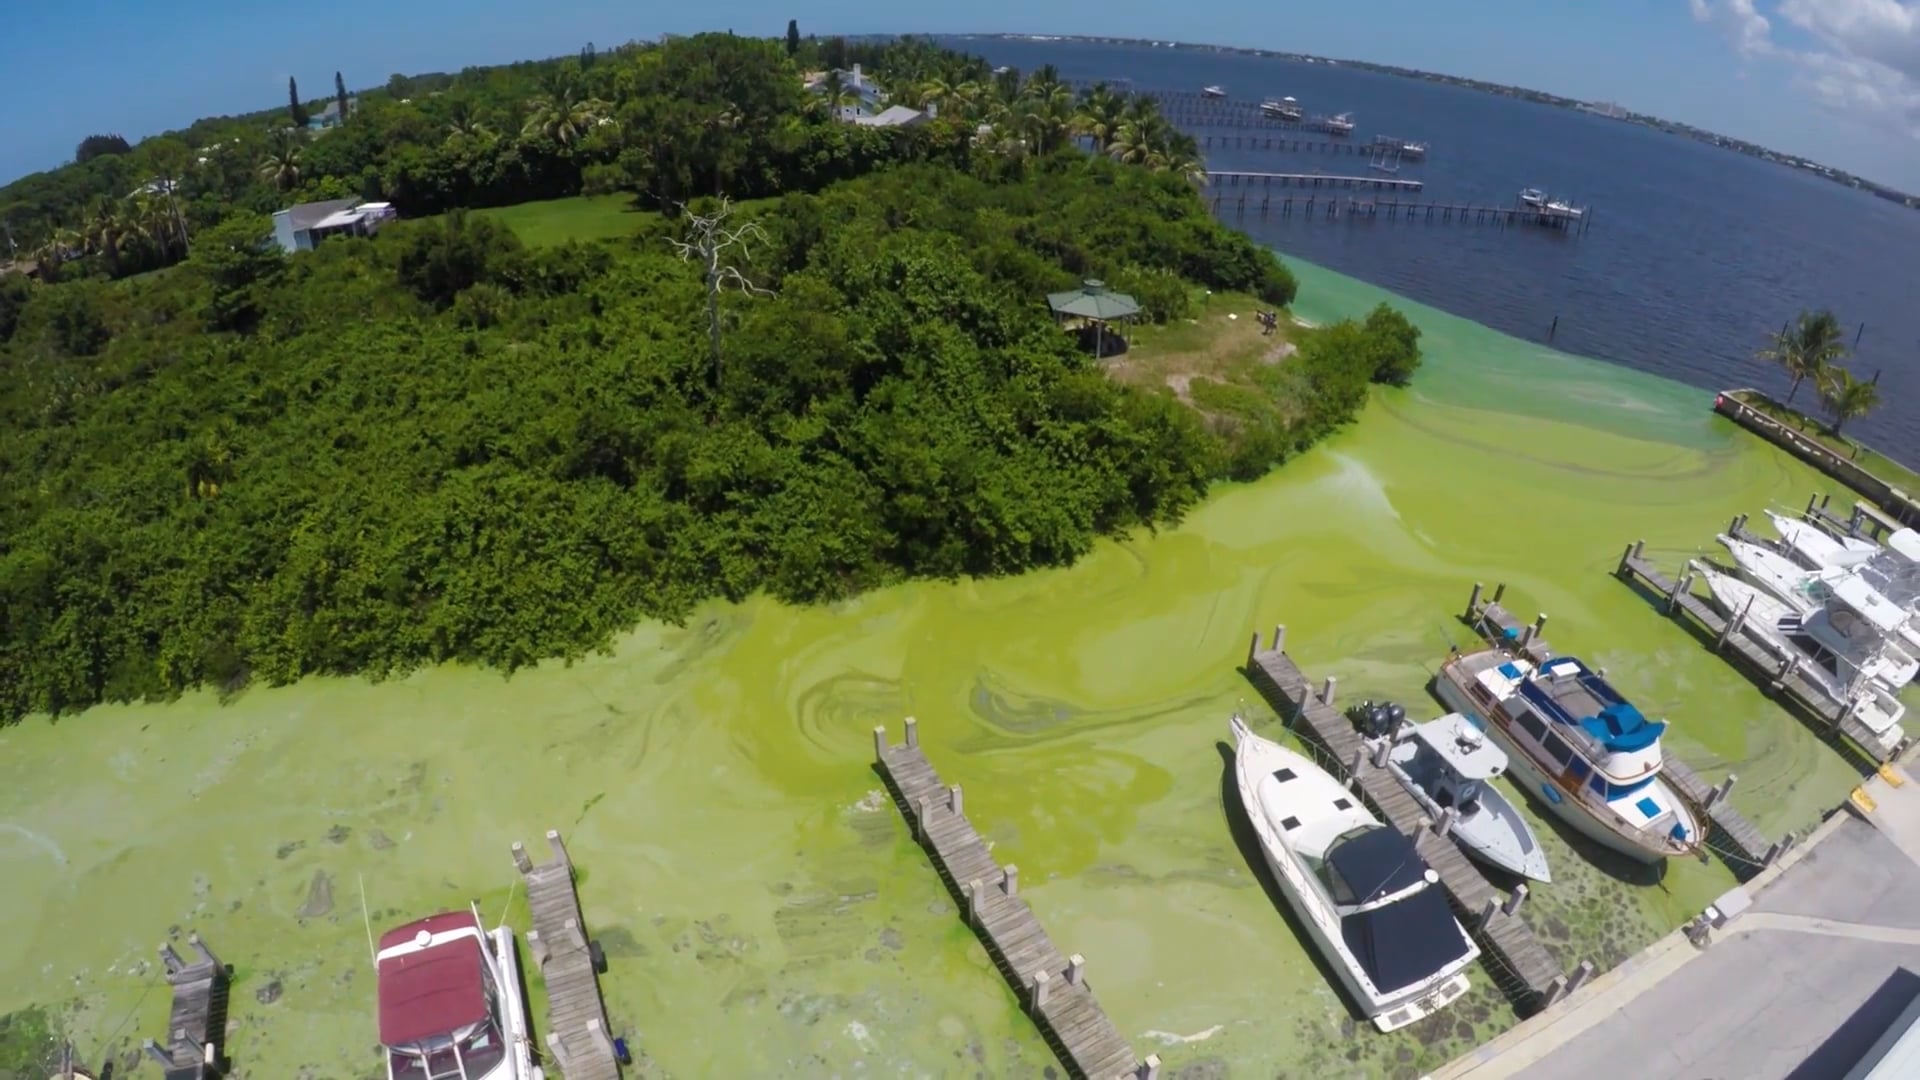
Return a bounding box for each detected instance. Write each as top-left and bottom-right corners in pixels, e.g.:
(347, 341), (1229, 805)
(668, 198), (774, 388)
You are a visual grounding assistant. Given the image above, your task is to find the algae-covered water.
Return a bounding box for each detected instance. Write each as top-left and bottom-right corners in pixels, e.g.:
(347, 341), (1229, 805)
(0, 260), (1875, 1079)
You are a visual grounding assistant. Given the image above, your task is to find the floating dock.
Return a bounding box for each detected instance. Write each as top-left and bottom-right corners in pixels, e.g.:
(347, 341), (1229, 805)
(1241, 628), (1575, 1012)
(513, 829), (622, 1080)
(873, 720), (1157, 1080)
(1205, 170), (1423, 192)
(144, 931), (231, 1079)
(1461, 583), (1783, 873)
(1613, 539), (1905, 767)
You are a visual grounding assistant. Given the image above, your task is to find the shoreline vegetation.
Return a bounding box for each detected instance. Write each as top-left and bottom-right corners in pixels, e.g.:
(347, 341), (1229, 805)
(0, 33), (1422, 723)
(934, 33), (1920, 210)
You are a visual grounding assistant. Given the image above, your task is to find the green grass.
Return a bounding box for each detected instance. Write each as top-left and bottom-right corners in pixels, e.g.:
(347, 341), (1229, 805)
(467, 195), (660, 247)
(1732, 389), (1920, 492)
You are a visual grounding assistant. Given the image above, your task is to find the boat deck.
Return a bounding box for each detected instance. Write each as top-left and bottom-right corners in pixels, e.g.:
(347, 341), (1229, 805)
(1612, 542), (1901, 771)
(873, 722), (1154, 1080)
(1242, 632), (1568, 1011)
(144, 932), (230, 1079)
(513, 830), (621, 1080)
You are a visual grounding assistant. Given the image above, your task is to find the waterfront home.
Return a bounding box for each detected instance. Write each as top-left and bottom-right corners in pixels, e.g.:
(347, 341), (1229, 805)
(308, 96), (357, 131)
(270, 198), (396, 253)
(804, 64), (886, 116)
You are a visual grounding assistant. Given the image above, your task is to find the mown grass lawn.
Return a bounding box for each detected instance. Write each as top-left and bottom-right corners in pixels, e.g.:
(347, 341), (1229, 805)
(468, 195), (660, 247)
(1733, 389), (1920, 493)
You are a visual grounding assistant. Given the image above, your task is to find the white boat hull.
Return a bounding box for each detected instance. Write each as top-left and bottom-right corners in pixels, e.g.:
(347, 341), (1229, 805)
(492, 927), (544, 1080)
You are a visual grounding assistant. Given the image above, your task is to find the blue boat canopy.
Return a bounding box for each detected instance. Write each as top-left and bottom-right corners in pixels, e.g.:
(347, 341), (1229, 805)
(1579, 702), (1665, 753)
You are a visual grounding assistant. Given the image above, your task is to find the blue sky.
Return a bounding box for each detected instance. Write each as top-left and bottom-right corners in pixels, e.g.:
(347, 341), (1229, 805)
(8, 0), (1920, 189)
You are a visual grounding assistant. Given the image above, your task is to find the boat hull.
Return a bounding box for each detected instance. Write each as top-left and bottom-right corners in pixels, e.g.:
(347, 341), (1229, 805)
(1431, 676), (1672, 864)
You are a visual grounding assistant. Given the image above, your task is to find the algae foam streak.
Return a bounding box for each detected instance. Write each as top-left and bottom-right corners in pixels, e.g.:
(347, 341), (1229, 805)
(0, 259), (1874, 1078)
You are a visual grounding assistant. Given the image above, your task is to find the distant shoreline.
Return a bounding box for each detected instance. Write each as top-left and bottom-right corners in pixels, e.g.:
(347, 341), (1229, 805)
(887, 31), (1919, 211)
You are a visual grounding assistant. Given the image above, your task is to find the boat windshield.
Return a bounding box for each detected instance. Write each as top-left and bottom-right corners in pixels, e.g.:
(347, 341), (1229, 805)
(388, 1019), (506, 1080)
(1318, 824), (1428, 908)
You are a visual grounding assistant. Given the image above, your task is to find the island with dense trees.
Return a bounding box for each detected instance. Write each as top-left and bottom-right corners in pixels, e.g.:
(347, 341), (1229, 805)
(0, 32), (1421, 723)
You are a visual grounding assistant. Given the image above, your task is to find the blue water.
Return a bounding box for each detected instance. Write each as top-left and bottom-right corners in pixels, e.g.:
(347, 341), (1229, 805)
(949, 37), (1920, 459)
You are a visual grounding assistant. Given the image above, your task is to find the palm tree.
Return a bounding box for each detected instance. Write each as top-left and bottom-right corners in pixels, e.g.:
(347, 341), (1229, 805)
(921, 76), (958, 115)
(1759, 309), (1847, 406)
(443, 100), (495, 146)
(1818, 366), (1881, 439)
(1072, 85), (1126, 147)
(816, 71), (861, 116)
(521, 73), (614, 146)
(257, 134), (304, 192)
(79, 199), (135, 270)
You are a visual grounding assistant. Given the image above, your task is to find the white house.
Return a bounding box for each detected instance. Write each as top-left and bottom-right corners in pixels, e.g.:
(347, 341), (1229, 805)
(270, 198), (396, 253)
(805, 63), (886, 116)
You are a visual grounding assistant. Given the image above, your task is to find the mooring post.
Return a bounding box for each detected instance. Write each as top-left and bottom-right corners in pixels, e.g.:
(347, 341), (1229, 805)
(1141, 1054), (1163, 1080)
(1349, 745), (1365, 782)
(564, 917), (587, 953)
(1533, 613), (1548, 640)
(1807, 492), (1821, 516)
(904, 715), (919, 748)
(1477, 897), (1500, 929)
(1067, 954), (1085, 986)
(1541, 975), (1569, 1009)
(1718, 595), (1754, 649)
(1371, 738), (1391, 768)
(1667, 569), (1692, 614)
(143, 1040), (172, 1068)
(948, 784), (963, 816)
(915, 796), (934, 838)
(1566, 959), (1596, 994)
(1003, 864), (1019, 898)
(1466, 581), (1484, 621)
(1321, 675), (1337, 708)
(159, 942), (186, 976)
(1771, 655), (1800, 692)
(1712, 773), (1737, 808)
(188, 931), (220, 971)
(511, 841), (532, 875)
(966, 879), (985, 926)
(1031, 969), (1052, 1009)
(873, 725), (888, 760)
(1247, 631), (1261, 665)
(547, 1032), (576, 1070)
(1492, 582), (1507, 605)
(1503, 883), (1529, 917)
(546, 829), (569, 869)
(175, 1027), (201, 1058)
(527, 929), (548, 970)
(1434, 806), (1457, 838)
(1617, 543), (1634, 578)
(587, 1018), (615, 1059)
(1272, 624), (1285, 653)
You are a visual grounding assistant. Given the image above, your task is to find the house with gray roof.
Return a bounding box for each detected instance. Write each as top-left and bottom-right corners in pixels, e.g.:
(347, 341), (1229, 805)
(270, 197), (396, 253)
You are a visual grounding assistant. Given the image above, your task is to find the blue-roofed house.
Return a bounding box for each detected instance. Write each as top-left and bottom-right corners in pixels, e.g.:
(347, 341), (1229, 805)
(308, 96), (358, 131)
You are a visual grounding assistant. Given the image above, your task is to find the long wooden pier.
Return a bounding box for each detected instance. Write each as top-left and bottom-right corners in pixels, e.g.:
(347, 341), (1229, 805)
(873, 720), (1157, 1080)
(1192, 131), (1387, 155)
(513, 829), (622, 1080)
(1208, 192), (1592, 234)
(1241, 629), (1573, 1012)
(143, 931), (230, 1079)
(1206, 169), (1423, 192)
(1613, 539), (1907, 769)
(1461, 582), (1783, 873)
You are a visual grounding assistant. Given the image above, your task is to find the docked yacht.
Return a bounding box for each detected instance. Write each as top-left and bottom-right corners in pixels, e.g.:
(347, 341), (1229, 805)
(1352, 702), (1552, 882)
(1766, 509), (1878, 570)
(377, 910), (541, 1080)
(1372, 134), (1427, 158)
(1517, 188), (1547, 208)
(1716, 533), (1920, 682)
(1228, 714), (1478, 1032)
(1694, 563), (1906, 756)
(1326, 112), (1355, 135)
(1202, 85), (1227, 99)
(1261, 96), (1304, 121)
(1432, 650), (1702, 863)
(1544, 197), (1583, 218)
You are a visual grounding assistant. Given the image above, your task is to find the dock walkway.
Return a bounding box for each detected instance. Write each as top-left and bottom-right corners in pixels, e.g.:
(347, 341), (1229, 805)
(1613, 540), (1905, 769)
(143, 932), (230, 1079)
(873, 722), (1157, 1080)
(1463, 582), (1782, 871)
(1205, 169), (1422, 192)
(513, 829), (621, 1080)
(1241, 630), (1570, 1011)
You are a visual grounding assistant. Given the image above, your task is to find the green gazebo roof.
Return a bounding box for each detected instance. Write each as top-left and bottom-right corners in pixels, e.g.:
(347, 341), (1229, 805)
(1047, 279), (1140, 321)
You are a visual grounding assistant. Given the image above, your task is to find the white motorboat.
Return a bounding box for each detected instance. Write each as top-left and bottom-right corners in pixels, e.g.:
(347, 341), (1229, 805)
(1766, 510), (1879, 570)
(1352, 701), (1551, 882)
(1202, 85), (1227, 99)
(1544, 198), (1583, 218)
(1261, 96), (1303, 121)
(1517, 188), (1547, 208)
(1694, 564), (1906, 755)
(1326, 112), (1355, 135)
(1433, 651), (1702, 863)
(1228, 715), (1478, 1032)
(377, 910), (542, 1080)
(1716, 533), (1920, 683)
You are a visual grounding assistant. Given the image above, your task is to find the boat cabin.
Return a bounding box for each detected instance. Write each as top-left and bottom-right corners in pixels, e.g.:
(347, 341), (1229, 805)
(1321, 826), (1470, 994)
(1407, 716), (1505, 816)
(377, 912), (512, 1080)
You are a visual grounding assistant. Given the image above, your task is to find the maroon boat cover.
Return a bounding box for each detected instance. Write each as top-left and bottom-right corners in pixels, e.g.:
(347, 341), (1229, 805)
(377, 911), (487, 1046)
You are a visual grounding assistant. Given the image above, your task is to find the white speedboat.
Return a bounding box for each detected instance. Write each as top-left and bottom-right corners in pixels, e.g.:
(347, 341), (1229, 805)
(1261, 96), (1303, 121)
(1326, 112), (1355, 135)
(1228, 715), (1478, 1032)
(1717, 533), (1920, 683)
(1353, 702), (1551, 882)
(1433, 651), (1702, 863)
(1766, 509), (1878, 570)
(378, 910), (542, 1080)
(1694, 564), (1906, 756)
(1202, 85), (1227, 99)
(1544, 198), (1583, 218)
(1517, 188), (1547, 208)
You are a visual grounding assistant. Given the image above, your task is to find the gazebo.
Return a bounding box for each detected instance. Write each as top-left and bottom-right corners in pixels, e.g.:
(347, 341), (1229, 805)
(1047, 279), (1140, 358)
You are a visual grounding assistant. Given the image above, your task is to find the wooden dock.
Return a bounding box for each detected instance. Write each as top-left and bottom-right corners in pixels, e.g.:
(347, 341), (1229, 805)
(143, 931), (230, 1079)
(1803, 491), (1903, 541)
(873, 721), (1157, 1080)
(513, 829), (622, 1080)
(1240, 629), (1573, 1012)
(1461, 582), (1784, 873)
(1208, 193), (1592, 234)
(1205, 169), (1423, 192)
(1613, 540), (1907, 769)
(1192, 131), (1385, 156)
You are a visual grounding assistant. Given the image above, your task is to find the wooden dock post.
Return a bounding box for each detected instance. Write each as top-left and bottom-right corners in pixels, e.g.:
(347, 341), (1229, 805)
(1067, 954), (1086, 986)
(159, 941), (186, 976)
(188, 931), (221, 971)
(966, 879), (986, 927)
(905, 715), (919, 748)
(948, 784), (963, 816)
(1002, 864), (1019, 898)
(512, 841), (532, 875)
(1503, 883), (1529, 917)
(546, 828), (570, 869)
(1466, 581), (1483, 620)
(1477, 896), (1500, 929)
(1706, 773), (1737, 809)
(1247, 630), (1261, 665)
(547, 1032), (577, 1070)
(143, 1041), (173, 1068)
(527, 929), (548, 969)
(587, 1019), (615, 1061)
(1717, 596), (1754, 650)
(1566, 959), (1596, 995)
(1141, 1054), (1163, 1080)
(1371, 738), (1391, 768)
(873, 724), (888, 759)
(1433, 806), (1457, 838)
(1492, 583), (1507, 605)
(1272, 623), (1285, 652)
(1031, 969), (1053, 1009)
(1320, 675), (1338, 707)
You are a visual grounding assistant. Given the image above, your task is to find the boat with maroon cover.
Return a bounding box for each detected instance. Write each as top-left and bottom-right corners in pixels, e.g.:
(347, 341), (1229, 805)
(377, 909), (541, 1080)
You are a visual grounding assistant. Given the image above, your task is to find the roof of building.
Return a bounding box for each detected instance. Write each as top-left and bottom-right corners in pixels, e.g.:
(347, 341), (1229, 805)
(1047, 279), (1141, 321)
(1846, 985), (1920, 1079)
(853, 105), (926, 127)
(281, 198), (363, 231)
(376, 911), (488, 1047)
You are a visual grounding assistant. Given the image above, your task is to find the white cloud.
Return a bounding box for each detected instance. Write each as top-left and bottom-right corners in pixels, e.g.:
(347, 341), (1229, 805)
(1690, 0), (1778, 56)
